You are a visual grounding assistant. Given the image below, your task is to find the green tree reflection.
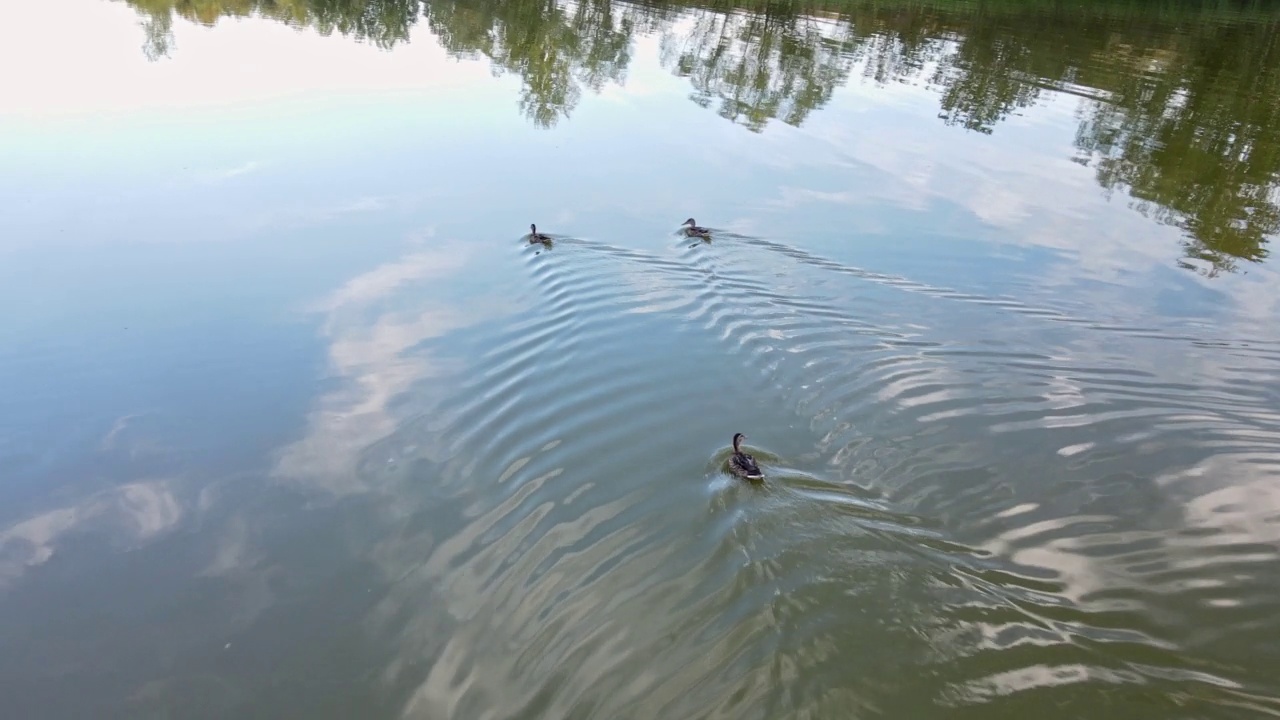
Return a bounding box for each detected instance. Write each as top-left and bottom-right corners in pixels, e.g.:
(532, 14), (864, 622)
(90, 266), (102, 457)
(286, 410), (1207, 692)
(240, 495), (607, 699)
(1073, 19), (1280, 277)
(121, 0), (1280, 275)
(127, 0), (419, 54)
(658, 5), (860, 131)
(424, 0), (635, 126)
(126, 0), (636, 127)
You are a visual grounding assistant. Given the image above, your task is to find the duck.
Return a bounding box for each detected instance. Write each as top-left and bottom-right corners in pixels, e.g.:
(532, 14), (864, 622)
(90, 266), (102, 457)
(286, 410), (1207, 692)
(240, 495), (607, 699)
(682, 218), (711, 238)
(728, 432), (763, 480)
(529, 223), (552, 244)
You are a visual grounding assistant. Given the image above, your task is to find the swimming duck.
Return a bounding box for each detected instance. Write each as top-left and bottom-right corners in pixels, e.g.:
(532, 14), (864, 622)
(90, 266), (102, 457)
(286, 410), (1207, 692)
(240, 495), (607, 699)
(529, 223), (552, 244)
(729, 432), (763, 480)
(682, 218), (711, 238)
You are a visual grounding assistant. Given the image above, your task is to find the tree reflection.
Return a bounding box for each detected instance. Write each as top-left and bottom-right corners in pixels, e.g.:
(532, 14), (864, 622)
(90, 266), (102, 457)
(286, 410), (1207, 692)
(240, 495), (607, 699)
(1073, 19), (1280, 277)
(424, 0), (636, 126)
(659, 5), (860, 131)
(929, 18), (1041, 133)
(126, 0), (637, 127)
(121, 0), (1280, 275)
(659, 1), (1280, 275)
(127, 0), (419, 53)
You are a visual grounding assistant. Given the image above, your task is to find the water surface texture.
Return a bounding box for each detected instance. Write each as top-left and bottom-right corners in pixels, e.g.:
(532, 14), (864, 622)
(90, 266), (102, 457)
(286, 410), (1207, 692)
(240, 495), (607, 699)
(2, 0), (1280, 717)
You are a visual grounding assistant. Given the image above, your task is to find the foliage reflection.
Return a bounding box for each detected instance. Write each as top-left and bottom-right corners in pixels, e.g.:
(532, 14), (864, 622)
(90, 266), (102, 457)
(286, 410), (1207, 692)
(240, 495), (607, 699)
(123, 0), (1280, 275)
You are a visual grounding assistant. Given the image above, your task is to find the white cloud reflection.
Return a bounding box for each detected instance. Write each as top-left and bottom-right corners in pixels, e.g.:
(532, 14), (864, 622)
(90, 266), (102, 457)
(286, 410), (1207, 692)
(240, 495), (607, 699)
(0, 480), (183, 591)
(273, 242), (518, 496)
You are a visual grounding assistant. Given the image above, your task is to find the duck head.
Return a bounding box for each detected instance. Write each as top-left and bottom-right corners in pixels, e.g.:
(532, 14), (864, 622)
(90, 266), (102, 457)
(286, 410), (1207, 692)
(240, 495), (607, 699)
(732, 432), (746, 452)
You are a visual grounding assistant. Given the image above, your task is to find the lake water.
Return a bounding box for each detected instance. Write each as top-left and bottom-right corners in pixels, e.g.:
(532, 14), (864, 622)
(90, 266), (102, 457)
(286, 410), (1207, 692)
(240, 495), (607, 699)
(2, 0), (1280, 717)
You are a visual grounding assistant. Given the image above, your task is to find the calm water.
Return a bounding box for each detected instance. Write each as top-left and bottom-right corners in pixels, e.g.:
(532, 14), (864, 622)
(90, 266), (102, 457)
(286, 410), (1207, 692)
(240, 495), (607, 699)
(2, 0), (1280, 717)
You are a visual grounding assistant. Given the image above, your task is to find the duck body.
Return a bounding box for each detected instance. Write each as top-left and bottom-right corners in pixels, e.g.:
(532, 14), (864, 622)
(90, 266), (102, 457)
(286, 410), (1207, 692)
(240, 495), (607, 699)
(728, 432), (763, 480)
(529, 223), (552, 244)
(682, 217), (711, 238)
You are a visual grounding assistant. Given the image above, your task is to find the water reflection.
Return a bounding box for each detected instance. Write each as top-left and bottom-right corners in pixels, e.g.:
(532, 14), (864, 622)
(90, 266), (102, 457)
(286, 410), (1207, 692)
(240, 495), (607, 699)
(123, 0), (1280, 276)
(131, 0), (421, 58)
(6, 0), (1280, 716)
(660, 4), (855, 130)
(273, 242), (517, 496)
(426, 0), (634, 127)
(0, 480), (182, 591)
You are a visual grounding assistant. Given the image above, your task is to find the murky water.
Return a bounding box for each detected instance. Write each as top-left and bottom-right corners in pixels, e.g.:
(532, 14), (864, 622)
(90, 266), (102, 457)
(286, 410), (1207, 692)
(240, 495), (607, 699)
(2, 0), (1280, 717)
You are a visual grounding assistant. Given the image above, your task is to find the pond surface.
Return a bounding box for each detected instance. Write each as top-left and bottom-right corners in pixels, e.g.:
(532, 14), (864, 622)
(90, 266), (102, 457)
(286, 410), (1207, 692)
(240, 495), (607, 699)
(2, 0), (1280, 717)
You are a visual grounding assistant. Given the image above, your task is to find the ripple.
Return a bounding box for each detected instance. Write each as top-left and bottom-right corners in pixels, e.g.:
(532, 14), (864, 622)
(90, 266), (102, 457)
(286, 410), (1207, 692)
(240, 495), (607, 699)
(373, 230), (1280, 717)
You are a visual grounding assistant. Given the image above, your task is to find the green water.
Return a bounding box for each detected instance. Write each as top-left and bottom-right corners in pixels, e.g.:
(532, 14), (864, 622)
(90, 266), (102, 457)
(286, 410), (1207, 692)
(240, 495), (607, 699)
(1, 0), (1279, 717)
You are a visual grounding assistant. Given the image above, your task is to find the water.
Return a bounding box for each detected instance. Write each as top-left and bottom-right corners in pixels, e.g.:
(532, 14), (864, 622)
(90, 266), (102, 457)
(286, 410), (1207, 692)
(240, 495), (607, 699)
(2, 0), (1280, 717)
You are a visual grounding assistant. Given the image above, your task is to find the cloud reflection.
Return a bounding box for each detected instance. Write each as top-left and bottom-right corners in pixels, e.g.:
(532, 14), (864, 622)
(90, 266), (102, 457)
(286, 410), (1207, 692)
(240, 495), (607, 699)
(0, 480), (182, 591)
(273, 242), (517, 496)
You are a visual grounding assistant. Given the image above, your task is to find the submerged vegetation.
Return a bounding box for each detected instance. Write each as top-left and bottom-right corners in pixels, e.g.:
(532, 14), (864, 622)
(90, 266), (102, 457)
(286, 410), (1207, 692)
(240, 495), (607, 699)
(122, 0), (1280, 276)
